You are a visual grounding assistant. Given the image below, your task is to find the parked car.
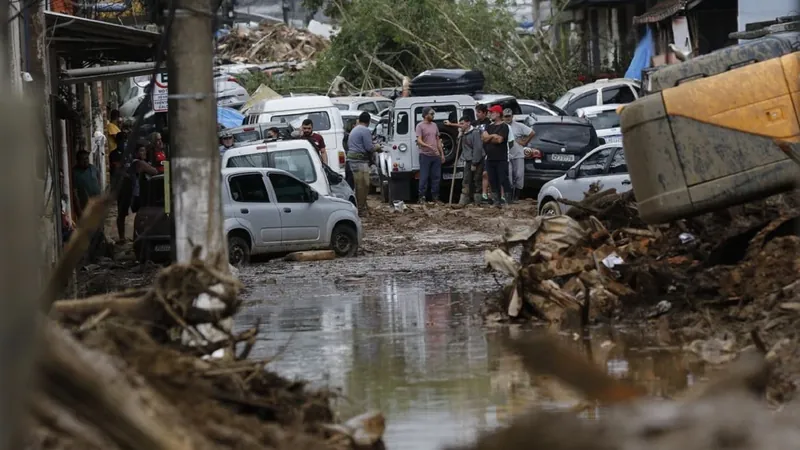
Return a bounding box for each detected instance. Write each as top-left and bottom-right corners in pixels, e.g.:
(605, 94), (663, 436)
(331, 96), (393, 115)
(553, 78), (641, 116)
(221, 139), (356, 205)
(536, 143), (630, 216)
(518, 99), (568, 116)
(133, 174), (171, 262)
(214, 75), (250, 109)
(221, 122), (294, 146)
(243, 95), (347, 175)
(222, 167), (362, 263)
(574, 104), (623, 144)
(521, 115), (600, 190)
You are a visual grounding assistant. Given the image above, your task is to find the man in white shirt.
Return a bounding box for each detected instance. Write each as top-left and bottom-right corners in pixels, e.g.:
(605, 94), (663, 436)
(503, 109), (535, 203)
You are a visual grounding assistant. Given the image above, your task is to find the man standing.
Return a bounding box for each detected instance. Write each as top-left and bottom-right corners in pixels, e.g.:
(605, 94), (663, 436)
(346, 112), (380, 215)
(503, 108), (535, 203)
(415, 107), (444, 203)
(150, 131), (167, 174)
(106, 109), (122, 155)
(72, 150), (102, 219)
(301, 119), (328, 165)
(456, 115), (484, 205)
(481, 105), (512, 207)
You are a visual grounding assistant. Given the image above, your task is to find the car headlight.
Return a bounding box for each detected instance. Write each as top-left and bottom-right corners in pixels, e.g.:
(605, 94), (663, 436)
(398, 144), (407, 152)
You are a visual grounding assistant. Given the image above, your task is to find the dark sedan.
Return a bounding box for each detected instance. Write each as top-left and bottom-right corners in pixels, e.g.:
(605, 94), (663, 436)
(522, 116), (600, 191)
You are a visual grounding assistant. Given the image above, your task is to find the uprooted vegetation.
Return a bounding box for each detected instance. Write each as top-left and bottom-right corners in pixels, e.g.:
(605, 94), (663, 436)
(485, 187), (800, 401)
(31, 254), (385, 450)
(276, 0), (591, 100)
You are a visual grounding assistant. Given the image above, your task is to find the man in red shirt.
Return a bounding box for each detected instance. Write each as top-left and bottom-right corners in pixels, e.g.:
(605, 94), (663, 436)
(301, 119), (328, 165)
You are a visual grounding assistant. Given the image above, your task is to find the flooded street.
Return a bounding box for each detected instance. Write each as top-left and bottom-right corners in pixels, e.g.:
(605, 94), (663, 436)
(236, 249), (710, 450)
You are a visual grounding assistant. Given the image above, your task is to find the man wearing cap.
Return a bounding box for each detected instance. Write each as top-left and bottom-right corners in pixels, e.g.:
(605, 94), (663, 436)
(503, 108), (535, 203)
(219, 130), (235, 154)
(415, 106), (444, 203)
(481, 105), (513, 207)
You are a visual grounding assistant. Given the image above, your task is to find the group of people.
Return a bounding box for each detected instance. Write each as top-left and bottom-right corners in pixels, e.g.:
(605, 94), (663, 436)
(418, 103), (536, 207)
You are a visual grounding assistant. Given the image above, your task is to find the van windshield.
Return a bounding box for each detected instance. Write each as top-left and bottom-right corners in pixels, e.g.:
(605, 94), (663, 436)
(585, 110), (620, 131)
(225, 149), (317, 183)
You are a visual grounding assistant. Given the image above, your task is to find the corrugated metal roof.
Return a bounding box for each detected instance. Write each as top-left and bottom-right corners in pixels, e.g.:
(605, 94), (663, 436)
(633, 0), (688, 24)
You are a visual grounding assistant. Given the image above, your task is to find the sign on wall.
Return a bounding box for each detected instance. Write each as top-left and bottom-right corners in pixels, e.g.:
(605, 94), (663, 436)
(152, 73), (168, 113)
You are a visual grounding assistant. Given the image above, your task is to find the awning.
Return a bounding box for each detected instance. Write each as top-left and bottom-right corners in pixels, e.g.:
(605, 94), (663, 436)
(633, 0), (703, 25)
(565, 0), (644, 9)
(45, 11), (161, 63)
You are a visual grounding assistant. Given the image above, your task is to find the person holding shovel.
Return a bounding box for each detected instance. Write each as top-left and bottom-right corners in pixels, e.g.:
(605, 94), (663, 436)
(456, 115), (484, 205)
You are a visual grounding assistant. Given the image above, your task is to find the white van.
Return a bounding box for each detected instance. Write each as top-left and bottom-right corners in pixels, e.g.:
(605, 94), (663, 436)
(222, 140), (331, 197)
(243, 96), (347, 175)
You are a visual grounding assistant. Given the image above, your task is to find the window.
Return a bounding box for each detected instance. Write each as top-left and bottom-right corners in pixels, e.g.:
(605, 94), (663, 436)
(576, 148), (613, 178)
(357, 102), (379, 115)
(334, 104), (349, 111)
(227, 152), (268, 168)
(229, 174), (270, 202)
(232, 129), (261, 143)
(565, 91), (597, 115)
(601, 86), (636, 104)
(396, 112), (409, 135)
(267, 149), (317, 183)
(414, 105), (457, 125)
(608, 147), (627, 174)
(585, 110), (621, 131)
(376, 100), (392, 112)
(531, 124), (593, 147)
(342, 117), (357, 132)
(271, 111), (332, 131)
(269, 173), (312, 203)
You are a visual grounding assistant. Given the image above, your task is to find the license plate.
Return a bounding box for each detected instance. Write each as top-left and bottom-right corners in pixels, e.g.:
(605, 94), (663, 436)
(154, 244), (171, 252)
(443, 172), (463, 180)
(549, 154), (576, 163)
(605, 135), (622, 143)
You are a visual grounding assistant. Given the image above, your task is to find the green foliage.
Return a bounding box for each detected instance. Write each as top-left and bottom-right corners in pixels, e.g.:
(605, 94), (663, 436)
(284, 0), (585, 101)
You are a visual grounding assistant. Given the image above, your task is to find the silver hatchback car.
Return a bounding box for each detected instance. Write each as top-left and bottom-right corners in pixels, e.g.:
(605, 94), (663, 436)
(222, 167), (363, 264)
(537, 143), (631, 216)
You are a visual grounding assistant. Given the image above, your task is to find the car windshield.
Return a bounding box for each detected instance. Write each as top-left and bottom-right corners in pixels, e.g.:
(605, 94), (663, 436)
(543, 101), (568, 116)
(232, 130), (261, 143)
(334, 104), (349, 111)
(553, 92), (574, 109)
(226, 152), (268, 168)
(533, 124), (593, 146)
(586, 110), (621, 130)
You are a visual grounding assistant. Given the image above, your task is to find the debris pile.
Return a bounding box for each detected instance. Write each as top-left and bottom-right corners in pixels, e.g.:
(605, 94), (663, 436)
(216, 23), (330, 64)
(31, 255), (385, 450)
(486, 188), (800, 398)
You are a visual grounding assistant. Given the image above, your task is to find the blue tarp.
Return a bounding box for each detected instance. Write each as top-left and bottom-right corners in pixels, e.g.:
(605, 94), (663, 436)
(624, 27), (653, 81)
(218, 107), (245, 129)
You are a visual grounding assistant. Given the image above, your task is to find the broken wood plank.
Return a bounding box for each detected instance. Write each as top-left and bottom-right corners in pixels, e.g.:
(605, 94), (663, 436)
(284, 250), (337, 262)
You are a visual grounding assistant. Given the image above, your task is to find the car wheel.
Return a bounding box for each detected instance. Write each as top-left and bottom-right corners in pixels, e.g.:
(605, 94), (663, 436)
(331, 224), (358, 257)
(539, 200), (562, 217)
(380, 171), (390, 203)
(439, 130), (458, 164)
(228, 235), (250, 266)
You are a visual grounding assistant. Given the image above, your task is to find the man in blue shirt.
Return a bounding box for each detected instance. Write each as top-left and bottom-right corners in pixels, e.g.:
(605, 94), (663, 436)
(346, 112), (379, 214)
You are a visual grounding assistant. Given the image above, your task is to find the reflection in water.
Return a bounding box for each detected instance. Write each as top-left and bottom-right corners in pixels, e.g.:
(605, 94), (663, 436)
(239, 278), (706, 450)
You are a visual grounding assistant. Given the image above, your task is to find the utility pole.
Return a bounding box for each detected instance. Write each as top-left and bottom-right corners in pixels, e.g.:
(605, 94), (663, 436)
(167, 0), (226, 266)
(167, 0), (232, 348)
(0, 0), (45, 447)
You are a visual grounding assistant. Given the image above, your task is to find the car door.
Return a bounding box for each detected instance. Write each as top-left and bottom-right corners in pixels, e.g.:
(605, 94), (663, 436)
(227, 173), (282, 248)
(565, 90), (598, 115)
(604, 146), (632, 193)
(268, 172), (326, 247)
(559, 147), (615, 201)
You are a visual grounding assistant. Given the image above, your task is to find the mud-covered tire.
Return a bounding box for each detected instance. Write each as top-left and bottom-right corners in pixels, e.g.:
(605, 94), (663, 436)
(228, 235), (250, 266)
(539, 200), (562, 216)
(331, 223), (358, 257)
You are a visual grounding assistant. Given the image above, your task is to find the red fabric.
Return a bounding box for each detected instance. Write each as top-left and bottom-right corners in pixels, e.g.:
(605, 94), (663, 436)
(155, 151), (166, 173)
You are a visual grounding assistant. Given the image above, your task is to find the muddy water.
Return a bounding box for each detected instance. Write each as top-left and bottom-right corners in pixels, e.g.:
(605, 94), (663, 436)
(237, 252), (709, 450)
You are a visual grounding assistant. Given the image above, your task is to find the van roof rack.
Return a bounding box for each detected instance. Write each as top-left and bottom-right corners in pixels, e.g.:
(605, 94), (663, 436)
(728, 15), (800, 40)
